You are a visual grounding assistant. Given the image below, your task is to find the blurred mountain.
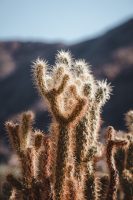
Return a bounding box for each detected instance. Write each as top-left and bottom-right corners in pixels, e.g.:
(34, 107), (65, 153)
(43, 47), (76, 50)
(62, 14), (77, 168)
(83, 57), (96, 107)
(0, 18), (133, 142)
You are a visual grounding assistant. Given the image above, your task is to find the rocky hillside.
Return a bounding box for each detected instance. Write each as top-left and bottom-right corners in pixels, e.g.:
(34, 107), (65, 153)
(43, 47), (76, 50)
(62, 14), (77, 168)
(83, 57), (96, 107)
(0, 19), (133, 142)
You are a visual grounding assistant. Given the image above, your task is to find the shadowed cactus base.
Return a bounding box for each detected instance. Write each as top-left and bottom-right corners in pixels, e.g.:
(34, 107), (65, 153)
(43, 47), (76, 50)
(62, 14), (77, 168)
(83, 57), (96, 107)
(2, 51), (133, 200)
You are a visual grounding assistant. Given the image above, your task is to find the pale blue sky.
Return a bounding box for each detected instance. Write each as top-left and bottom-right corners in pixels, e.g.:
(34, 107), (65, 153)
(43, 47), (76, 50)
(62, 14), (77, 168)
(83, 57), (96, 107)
(0, 0), (133, 44)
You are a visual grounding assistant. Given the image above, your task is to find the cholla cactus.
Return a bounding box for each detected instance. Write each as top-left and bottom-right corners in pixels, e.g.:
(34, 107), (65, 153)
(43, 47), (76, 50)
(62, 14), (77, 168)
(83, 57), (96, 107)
(5, 50), (132, 200)
(3, 111), (51, 200)
(105, 126), (128, 200)
(33, 51), (113, 200)
(115, 110), (133, 200)
(72, 60), (112, 199)
(33, 51), (88, 200)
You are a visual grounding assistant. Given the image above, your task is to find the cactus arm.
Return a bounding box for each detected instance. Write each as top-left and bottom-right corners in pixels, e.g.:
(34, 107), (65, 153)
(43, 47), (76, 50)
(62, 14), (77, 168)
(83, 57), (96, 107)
(5, 122), (20, 154)
(106, 126), (128, 200)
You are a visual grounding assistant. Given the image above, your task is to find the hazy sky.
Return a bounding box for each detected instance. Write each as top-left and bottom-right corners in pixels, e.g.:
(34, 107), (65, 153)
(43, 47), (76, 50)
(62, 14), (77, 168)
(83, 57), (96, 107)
(0, 0), (133, 44)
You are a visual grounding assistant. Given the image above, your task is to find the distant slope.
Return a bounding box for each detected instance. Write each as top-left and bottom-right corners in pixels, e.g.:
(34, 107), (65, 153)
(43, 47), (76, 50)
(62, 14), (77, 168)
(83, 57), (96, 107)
(0, 19), (133, 141)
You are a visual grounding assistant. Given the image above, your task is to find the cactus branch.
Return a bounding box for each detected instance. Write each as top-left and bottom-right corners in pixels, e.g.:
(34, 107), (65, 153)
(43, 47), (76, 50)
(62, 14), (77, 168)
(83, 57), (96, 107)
(106, 126), (128, 200)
